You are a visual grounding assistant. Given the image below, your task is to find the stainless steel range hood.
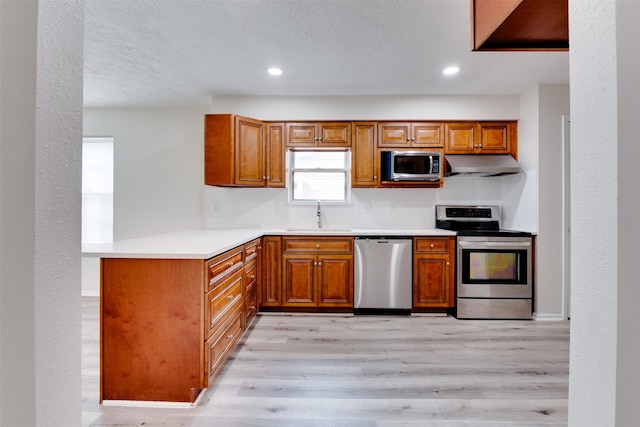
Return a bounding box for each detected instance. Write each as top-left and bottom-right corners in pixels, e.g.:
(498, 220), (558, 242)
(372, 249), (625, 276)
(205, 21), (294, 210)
(444, 154), (522, 177)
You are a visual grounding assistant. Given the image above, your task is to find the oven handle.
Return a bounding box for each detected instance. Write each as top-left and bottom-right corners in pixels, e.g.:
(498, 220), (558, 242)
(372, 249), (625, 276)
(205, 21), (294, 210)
(458, 240), (531, 248)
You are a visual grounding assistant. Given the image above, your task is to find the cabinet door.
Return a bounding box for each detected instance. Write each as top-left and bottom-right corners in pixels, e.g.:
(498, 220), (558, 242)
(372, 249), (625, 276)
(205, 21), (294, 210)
(478, 121), (511, 153)
(413, 256), (451, 307)
(261, 237), (282, 307)
(412, 122), (444, 147)
(266, 122), (286, 187)
(378, 122), (412, 147)
(286, 123), (317, 147)
(351, 122), (378, 187)
(444, 122), (478, 154)
(283, 255), (316, 307)
(318, 122), (351, 146)
(234, 116), (265, 186)
(317, 255), (353, 307)
(101, 259), (204, 402)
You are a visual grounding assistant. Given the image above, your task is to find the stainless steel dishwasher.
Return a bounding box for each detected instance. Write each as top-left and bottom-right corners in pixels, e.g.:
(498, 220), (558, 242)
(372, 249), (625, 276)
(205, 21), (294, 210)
(354, 236), (413, 313)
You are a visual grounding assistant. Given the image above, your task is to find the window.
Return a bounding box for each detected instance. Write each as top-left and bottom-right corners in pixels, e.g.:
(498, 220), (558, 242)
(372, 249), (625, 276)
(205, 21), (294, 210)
(82, 137), (114, 244)
(289, 149), (350, 203)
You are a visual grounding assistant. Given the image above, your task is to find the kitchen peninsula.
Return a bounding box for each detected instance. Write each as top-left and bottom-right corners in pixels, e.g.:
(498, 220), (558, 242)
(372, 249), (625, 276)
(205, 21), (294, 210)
(85, 227), (455, 405)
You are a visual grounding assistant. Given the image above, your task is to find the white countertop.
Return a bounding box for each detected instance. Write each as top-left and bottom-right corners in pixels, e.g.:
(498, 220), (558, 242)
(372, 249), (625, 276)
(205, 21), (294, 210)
(83, 227), (455, 260)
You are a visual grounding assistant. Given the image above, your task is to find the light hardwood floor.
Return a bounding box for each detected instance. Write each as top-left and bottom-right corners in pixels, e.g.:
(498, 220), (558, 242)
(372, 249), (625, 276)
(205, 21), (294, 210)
(82, 297), (569, 426)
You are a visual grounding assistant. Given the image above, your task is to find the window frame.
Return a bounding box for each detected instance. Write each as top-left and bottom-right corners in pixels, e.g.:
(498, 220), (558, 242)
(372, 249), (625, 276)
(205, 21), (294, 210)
(287, 148), (351, 205)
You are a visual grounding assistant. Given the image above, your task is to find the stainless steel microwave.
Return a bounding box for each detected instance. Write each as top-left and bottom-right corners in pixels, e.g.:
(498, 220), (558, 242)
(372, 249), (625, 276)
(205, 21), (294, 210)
(381, 150), (442, 181)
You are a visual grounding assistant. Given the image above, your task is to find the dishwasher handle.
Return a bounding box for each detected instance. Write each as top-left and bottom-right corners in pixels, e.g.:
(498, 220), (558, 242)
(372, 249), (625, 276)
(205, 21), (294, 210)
(355, 236), (412, 241)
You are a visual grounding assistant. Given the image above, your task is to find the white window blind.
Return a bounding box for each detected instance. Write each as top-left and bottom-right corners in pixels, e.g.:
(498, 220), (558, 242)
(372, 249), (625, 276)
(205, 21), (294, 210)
(82, 137), (114, 244)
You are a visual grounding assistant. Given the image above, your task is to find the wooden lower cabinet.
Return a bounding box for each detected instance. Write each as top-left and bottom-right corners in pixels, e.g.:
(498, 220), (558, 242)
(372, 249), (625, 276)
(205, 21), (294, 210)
(260, 236), (282, 307)
(413, 237), (455, 310)
(205, 303), (244, 385)
(101, 258), (205, 403)
(280, 237), (354, 311)
(283, 254), (316, 306)
(317, 255), (353, 307)
(100, 239), (262, 404)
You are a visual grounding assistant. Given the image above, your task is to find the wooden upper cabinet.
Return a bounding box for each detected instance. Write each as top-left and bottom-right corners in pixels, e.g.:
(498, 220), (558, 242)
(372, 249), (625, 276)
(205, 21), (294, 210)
(444, 122), (477, 153)
(265, 123), (286, 188)
(413, 123), (444, 147)
(286, 122), (351, 147)
(378, 122), (443, 148)
(351, 122), (378, 187)
(205, 115), (285, 187)
(234, 117), (265, 186)
(205, 114), (264, 187)
(471, 0), (569, 51)
(378, 122), (411, 147)
(478, 121), (512, 153)
(444, 121), (514, 154)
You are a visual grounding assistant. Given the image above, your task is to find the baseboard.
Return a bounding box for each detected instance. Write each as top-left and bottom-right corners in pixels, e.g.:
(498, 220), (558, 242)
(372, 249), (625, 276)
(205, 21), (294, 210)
(533, 313), (566, 321)
(102, 389), (205, 408)
(82, 291), (100, 297)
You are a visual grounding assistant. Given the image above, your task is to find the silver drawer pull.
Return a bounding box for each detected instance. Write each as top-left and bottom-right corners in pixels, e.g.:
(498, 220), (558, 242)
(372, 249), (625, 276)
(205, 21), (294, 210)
(227, 295), (234, 300)
(227, 334), (234, 339)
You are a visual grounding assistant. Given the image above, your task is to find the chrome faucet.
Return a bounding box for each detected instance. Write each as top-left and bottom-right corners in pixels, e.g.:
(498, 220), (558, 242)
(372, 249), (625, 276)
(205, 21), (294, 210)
(316, 200), (322, 229)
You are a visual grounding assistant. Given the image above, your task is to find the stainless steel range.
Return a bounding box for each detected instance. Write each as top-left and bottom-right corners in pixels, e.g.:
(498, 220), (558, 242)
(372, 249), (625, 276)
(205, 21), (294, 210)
(436, 205), (533, 320)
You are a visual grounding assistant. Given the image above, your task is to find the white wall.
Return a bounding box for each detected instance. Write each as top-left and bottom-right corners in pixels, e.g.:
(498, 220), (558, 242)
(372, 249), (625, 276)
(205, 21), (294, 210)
(1, 1), (84, 425)
(512, 84), (570, 320)
(83, 108), (209, 240)
(614, 0), (640, 422)
(211, 95), (521, 121)
(206, 95), (520, 230)
(568, 0), (640, 425)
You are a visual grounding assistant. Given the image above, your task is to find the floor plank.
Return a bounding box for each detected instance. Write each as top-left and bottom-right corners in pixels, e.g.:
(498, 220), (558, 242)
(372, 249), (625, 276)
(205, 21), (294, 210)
(82, 297), (569, 426)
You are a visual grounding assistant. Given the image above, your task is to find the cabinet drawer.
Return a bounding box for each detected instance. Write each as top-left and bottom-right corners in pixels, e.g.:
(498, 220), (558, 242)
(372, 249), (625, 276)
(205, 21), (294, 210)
(244, 259), (258, 295)
(414, 237), (451, 254)
(206, 247), (243, 293)
(244, 239), (260, 263)
(205, 270), (243, 338)
(205, 304), (243, 385)
(283, 237), (353, 254)
(244, 287), (258, 328)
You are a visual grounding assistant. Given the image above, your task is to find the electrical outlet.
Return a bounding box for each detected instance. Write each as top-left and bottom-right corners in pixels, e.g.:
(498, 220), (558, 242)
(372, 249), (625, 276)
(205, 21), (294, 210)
(359, 202), (371, 212)
(390, 202), (396, 212)
(212, 201), (220, 212)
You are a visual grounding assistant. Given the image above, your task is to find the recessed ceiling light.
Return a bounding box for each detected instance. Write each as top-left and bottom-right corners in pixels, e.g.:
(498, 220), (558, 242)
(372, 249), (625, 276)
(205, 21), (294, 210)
(443, 66), (460, 75)
(268, 67), (283, 76)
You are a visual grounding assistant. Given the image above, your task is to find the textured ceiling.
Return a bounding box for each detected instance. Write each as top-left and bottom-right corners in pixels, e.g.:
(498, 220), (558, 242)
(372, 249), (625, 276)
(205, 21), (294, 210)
(84, 0), (569, 107)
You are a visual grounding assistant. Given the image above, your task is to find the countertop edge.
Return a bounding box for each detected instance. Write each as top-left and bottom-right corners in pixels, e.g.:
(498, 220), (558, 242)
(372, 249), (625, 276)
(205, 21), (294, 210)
(83, 228), (457, 260)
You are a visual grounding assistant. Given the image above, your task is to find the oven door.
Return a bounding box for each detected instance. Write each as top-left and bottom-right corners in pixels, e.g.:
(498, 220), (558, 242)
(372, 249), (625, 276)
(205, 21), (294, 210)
(457, 236), (532, 299)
